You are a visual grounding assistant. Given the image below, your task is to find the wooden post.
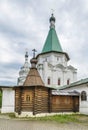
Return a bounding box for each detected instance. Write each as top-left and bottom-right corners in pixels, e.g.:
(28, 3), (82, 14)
(18, 87), (22, 115)
(48, 88), (52, 113)
(33, 87), (35, 115)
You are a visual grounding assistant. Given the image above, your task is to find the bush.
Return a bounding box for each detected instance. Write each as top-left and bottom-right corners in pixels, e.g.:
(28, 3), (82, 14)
(0, 91), (2, 108)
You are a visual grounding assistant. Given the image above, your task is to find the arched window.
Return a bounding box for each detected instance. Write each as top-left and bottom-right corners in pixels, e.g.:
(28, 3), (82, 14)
(48, 78), (50, 85)
(81, 91), (87, 101)
(58, 78), (60, 85)
(67, 79), (70, 85)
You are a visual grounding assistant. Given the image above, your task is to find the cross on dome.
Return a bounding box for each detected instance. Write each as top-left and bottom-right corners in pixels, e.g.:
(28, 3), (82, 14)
(32, 49), (37, 58)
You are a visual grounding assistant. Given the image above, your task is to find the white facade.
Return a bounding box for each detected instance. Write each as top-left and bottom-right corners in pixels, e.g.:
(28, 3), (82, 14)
(37, 52), (77, 88)
(62, 83), (88, 115)
(1, 88), (15, 113)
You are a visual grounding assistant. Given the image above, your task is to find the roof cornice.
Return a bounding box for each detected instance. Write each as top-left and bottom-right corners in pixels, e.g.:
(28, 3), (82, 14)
(36, 51), (70, 61)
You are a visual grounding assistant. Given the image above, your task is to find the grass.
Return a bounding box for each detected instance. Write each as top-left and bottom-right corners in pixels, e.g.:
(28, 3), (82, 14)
(0, 112), (88, 123)
(32, 114), (82, 123)
(0, 113), (16, 118)
(28, 114), (79, 123)
(13, 114), (88, 123)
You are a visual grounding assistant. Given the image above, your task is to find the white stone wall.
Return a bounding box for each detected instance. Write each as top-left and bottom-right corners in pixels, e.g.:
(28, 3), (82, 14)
(1, 88), (15, 113)
(63, 84), (88, 115)
(37, 52), (77, 88)
(37, 53), (68, 67)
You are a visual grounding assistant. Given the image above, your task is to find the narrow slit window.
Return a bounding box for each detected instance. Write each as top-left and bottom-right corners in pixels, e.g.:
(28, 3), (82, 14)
(48, 78), (50, 85)
(58, 78), (60, 85)
(67, 79), (70, 85)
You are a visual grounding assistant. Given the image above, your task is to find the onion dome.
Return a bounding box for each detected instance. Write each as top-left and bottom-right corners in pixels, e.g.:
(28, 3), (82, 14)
(49, 13), (55, 22)
(49, 13), (56, 28)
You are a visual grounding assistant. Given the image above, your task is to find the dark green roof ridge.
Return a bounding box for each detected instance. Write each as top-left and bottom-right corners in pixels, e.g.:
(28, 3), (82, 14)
(59, 78), (88, 90)
(36, 51), (70, 61)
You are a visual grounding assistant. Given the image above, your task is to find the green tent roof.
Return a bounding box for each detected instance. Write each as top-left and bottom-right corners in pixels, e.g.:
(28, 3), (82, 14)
(42, 27), (63, 53)
(41, 14), (69, 60)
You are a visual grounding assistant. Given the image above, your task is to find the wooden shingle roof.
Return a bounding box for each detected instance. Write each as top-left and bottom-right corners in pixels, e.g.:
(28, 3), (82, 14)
(23, 68), (44, 86)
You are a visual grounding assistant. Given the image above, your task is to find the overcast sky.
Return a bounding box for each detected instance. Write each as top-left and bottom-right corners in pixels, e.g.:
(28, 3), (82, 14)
(0, 0), (88, 86)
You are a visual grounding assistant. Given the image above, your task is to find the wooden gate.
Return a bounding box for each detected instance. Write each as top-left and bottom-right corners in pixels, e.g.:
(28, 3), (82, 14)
(51, 95), (79, 112)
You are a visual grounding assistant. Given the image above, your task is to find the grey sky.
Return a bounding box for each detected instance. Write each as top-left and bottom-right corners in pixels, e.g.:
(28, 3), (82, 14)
(0, 0), (88, 85)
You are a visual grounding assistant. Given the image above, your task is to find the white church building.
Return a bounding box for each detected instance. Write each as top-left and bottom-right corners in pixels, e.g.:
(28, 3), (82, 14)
(0, 14), (88, 115)
(18, 13), (77, 88)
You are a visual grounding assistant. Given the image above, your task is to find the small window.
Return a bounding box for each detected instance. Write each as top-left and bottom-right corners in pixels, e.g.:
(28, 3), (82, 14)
(57, 57), (59, 61)
(67, 79), (70, 85)
(58, 78), (60, 85)
(26, 95), (30, 102)
(81, 91), (87, 101)
(45, 58), (47, 61)
(48, 78), (50, 85)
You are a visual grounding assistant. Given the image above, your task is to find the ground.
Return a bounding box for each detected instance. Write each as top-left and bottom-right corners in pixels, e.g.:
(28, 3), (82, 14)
(0, 114), (88, 130)
(0, 118), (88, 130)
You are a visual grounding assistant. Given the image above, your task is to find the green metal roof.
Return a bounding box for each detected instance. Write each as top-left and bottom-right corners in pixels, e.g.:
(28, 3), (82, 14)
(42, 28), (63, 53)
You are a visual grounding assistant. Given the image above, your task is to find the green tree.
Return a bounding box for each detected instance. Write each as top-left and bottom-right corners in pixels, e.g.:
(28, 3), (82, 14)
(0, 91), (2, 108)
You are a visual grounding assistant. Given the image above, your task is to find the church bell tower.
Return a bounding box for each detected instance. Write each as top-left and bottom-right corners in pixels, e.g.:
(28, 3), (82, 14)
(37, 14), (77, 88)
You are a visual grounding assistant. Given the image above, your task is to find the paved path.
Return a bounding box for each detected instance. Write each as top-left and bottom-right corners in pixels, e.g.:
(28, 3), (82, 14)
(0, 118), (88, 130)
